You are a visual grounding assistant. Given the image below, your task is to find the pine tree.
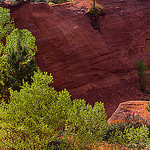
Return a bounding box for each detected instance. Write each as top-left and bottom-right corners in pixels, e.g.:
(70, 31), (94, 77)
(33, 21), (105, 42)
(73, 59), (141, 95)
(5, 40), (37, 91)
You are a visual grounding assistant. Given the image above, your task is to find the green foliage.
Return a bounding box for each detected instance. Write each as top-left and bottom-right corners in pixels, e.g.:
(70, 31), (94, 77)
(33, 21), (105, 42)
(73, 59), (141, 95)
(137, 60), (148, 92)
(0, 71), (108, 149)
(106, 121), (132, 141)
(47, 0), (69, 4)
(124, 125), (150, 149)
(4, 40), (37, 91)
(65, 99), (108, 149)
(108, 125), (150, 149)
(107, 113), (150, 149)
(0, 29), (37, 99)
(147, 103), (150, 112)
(0, 7), (15, 41)
(0, 71), (72, 149)
(87, 6), (103, 17)
(31, 0), (70, 4)
(0, 42), (7, 99)
(31, 0), (47, 3)
(5, 28), (37, 55)
(107, 112), (150, 149)
(108, 129), (125, 146)
(7, 0), (30, 5)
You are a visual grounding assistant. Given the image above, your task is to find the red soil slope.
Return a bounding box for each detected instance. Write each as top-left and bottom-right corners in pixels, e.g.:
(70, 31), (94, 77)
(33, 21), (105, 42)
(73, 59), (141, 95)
(10, 0), (150, 118)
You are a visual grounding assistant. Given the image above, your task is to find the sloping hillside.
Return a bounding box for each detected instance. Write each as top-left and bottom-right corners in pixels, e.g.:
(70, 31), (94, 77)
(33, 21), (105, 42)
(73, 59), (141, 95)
(10, 0), (150, 117)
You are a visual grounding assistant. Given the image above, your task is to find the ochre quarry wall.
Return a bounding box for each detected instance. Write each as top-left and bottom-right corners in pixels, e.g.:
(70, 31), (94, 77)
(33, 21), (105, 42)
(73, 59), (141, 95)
(10, 0), (150, 117)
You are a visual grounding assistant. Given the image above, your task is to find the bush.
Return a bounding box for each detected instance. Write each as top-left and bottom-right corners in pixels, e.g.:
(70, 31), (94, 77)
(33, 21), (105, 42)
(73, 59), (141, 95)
(86, 6), (104, 18)
(0, 71), (108, 149)
(4, 40), (37, 91)
(137, 60), (148, 92)
(124, 125), (150, 149)
(0, 71), (72, 149)
(108, 129), (125, 146)
(0, 7), (15, 41)
(5, 28), (37, 54)
(31, 0), (69, 4)
(107, 112), (150, 149)
(0, 43), (7, 99)
(66, 99), (108, 149)
(47, 0), (68, 4)
(0, 29), (37, 99)
(108, 125), (150, 149)
(147, 103), (150, 112)
(31, 0), (47, 3)
(106, 121), (132, 141)
(6, 0), (30, 5)
(106, 115), (150, 150)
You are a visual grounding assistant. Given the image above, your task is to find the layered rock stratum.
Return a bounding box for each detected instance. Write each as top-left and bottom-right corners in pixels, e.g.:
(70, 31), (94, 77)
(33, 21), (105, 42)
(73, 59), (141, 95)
(108, 101), (150, 125)
(9, 0), (150, 117)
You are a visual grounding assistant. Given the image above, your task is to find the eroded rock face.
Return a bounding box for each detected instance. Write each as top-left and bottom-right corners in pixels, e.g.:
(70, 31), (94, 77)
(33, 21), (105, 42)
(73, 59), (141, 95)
(108, 101), (150, 125)
(10, 0), (150, 117)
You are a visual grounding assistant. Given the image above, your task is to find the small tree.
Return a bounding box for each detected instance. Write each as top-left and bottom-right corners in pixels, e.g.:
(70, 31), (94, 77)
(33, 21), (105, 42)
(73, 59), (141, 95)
(4, 40), (37, 91)
(0, 29), (37, 100)
(0, 7), (15, 41)
(137, 60), (148, 92)
(86, 0), (104, 19)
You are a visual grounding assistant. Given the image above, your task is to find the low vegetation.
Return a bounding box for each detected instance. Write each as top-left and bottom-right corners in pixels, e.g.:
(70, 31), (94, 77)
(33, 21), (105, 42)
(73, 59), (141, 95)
(86, 5), (104, 18)
(5, 0), (71, 5)
(137, 60), (148, 92)
(0, 7), (150, 150)
(0, 28), (37, 102)
(0, 7), (15, 41)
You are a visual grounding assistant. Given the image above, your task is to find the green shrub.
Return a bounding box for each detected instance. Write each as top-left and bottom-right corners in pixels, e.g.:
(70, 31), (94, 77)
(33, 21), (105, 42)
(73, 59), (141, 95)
(46, 0), (68, 4)
(31, 0), (47, 3)
(0, 42), (7, 99)
(0, 7), (15, 41)
(137, 60), (148, 92)
(86, 6), (104, 18)
(0, 71), (72, 149)
(0, 71), (108, 149)
(31, 0), (70, 4)
(108, 129), (125, 146)
(7, 0), (30, 5)
(5, 28), (37, 54)
(107, 113), (150, 149)
(124, 125), (150, 149)
(147, 103), (150, 112)
(4, 40), (37, 91)
(106, 121), (132, 141)
(65, 99), (108, 149)
(0, 29), (37, 99)
(108, 125), (150, 149)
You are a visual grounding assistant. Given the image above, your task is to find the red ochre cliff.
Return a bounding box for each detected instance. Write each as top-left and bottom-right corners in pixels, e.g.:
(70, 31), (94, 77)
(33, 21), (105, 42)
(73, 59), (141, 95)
(9, 0), (150, 118)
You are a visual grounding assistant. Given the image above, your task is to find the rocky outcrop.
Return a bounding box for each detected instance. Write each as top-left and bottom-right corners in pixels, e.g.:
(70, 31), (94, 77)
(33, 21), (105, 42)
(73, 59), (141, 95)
(108, 101), (150, 125)
(10, 0), (150, 117)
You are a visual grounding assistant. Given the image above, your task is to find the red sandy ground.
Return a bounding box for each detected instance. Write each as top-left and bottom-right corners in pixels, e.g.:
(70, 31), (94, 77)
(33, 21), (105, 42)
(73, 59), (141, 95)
(6, 0), (150, 119)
